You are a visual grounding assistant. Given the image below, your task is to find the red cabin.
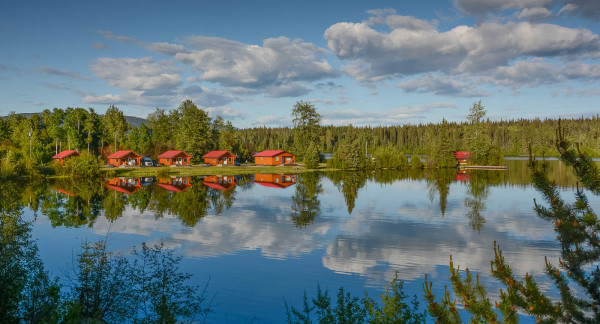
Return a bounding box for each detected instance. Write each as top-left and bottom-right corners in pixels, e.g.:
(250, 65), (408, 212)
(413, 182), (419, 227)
(253, 150), (295, 166)
(452, 151), (471, 165)
(203, 175), (236, 190)
(107, 150), (142, 167)
(202, 151), (237, 166)
(52, 150), (79, 166)
(254, 173), (296, 188)
(158, 150), (193, 166)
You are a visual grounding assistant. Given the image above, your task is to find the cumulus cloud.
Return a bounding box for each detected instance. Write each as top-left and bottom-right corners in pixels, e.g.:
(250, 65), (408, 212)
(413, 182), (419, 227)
(325, 18), (599, 81)
(35, 66), (91, 80)
(455, 0), (600, 21)
(176, 36), (336, 93)
(517, 7), (553, 20)
(204, 106), (246, 119)
(325, 9), (600, 94)
(397, 74), (491, 97)
(481, 60), (600, 88)
(100, 31), (337, 98)
(89, 57), (181, 94)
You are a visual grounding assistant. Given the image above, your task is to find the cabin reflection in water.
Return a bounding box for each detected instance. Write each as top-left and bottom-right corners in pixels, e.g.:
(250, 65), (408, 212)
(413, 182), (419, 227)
(202, 175), (236, 190)
(104, 177), (144, 194)
(158, 177), (192, 192)
(254, 173), (296, 188)
(455, 169), (470, 182)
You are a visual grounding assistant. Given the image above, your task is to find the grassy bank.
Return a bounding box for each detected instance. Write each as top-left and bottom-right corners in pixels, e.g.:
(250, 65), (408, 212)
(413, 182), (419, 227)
(101, 164), (328, 177)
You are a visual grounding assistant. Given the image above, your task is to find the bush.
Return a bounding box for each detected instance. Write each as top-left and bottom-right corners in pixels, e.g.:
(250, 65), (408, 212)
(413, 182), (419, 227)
(62, 152), (102, 178)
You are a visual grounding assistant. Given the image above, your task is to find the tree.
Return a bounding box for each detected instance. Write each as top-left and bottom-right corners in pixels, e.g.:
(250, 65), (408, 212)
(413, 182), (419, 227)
(173, 100), (212, 161)
(430, 119), (456, 168)
(102, 105), (129, 153)
(292, 100), (322, 158)
(303, 142), (321, 169)
(467, 101), (491, 165)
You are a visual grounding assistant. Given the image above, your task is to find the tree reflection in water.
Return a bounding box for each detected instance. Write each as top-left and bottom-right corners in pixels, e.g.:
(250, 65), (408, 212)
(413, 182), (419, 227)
(290, 172), (323, 228)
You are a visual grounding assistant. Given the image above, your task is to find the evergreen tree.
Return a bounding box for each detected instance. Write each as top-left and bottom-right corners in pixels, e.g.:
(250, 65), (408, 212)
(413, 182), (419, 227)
(467, 101), (491, 165)
(292, 100), (322, 158)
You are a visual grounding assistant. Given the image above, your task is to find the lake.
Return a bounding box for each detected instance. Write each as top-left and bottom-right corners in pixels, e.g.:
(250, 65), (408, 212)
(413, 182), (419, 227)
(4, 159), (594, 322)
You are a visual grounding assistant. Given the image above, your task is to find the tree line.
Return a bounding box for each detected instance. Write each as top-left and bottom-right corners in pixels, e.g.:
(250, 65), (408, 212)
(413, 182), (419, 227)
(2, 99), (599, 177)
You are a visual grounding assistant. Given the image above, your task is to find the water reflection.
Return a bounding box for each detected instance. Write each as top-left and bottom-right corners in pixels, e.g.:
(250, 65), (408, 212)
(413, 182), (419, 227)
(254, 173), (296, 188)
(2, 161), (591, 322)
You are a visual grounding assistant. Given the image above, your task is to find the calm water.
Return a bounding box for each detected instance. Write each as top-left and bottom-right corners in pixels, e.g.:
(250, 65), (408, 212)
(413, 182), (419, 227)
(7, 159), (596, 322)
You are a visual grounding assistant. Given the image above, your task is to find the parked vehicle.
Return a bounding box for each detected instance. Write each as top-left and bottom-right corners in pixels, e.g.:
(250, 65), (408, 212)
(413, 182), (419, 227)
(141, 157), (155, 167)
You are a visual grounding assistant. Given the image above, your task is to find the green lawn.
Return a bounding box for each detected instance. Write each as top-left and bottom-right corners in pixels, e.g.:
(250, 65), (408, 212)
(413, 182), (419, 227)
(102, 164), (332, 177)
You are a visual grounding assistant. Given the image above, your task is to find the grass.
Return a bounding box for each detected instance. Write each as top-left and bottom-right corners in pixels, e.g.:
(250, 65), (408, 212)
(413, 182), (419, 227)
(101, 164), (333, 177)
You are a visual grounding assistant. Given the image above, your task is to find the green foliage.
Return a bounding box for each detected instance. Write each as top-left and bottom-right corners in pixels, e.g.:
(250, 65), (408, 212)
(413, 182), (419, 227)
(0, 213), (61, 323)
(125, 123), (152, 155)
(429, 118), (457, 168)
(410, 154), (423, 170)
(131, 242), (212, 323)
(304, 143), (321, 169)
(285, 273), (424, 324)
(102, 105), (130, 152)
(364, 273), (425, 324)
(61, 152), (102, 178)
(173, 100), (212, 162)
(372, 146), (408, 169)
(292, 100), (322, 158)
(64, 240), (212, 323)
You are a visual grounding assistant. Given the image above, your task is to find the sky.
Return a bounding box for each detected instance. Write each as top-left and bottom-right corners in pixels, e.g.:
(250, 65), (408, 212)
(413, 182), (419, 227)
(1, 0), (599, 128)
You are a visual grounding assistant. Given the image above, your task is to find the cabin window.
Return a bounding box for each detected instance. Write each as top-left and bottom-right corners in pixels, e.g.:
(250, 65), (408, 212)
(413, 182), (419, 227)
(184, 158), (187, 163)
(228, 178), (232, 183)
(275, 157), (279, 161)
(183, 179), (188, 184)
(261, 157), (264, 160)
(275, 178), (279, 183)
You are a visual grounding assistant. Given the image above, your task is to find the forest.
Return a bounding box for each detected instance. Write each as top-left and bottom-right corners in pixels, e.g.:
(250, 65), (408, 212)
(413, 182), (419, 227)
(1, 99), (599, 177)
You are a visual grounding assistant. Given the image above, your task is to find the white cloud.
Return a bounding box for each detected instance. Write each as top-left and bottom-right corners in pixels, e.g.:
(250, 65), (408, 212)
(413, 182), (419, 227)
(517, 7), (552, 20)
(89, 57), (181, 93)
(325, 9), (600, 94)
(455, 0), (600, 21)
(326, 18), (599, 82)
(204, 106), (246, 119)
(253, 115), (291, 126)
(176, 36), (336, 92)
(397, 74), (491, 97)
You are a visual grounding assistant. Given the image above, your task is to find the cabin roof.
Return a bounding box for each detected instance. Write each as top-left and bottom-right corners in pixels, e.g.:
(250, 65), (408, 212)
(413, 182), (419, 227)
(157, 183), (185, 192)
(453, 151), (471, 159)
(203, 181), (231, 190)
(254, 181), (294, 188)
(52, 150), (79, 159)
(253, 150), (294, 157)
(158, 150), (192, 158)
(107, 150), (141, 159)
(202, 150), (234, 158)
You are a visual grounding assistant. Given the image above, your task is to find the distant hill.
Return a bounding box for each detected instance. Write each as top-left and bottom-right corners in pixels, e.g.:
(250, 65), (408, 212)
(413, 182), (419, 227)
(2, 112), (147, 127)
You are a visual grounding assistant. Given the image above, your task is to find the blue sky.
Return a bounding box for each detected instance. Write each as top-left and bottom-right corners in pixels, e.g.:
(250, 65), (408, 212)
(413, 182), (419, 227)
(1, 0), (599, 127)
